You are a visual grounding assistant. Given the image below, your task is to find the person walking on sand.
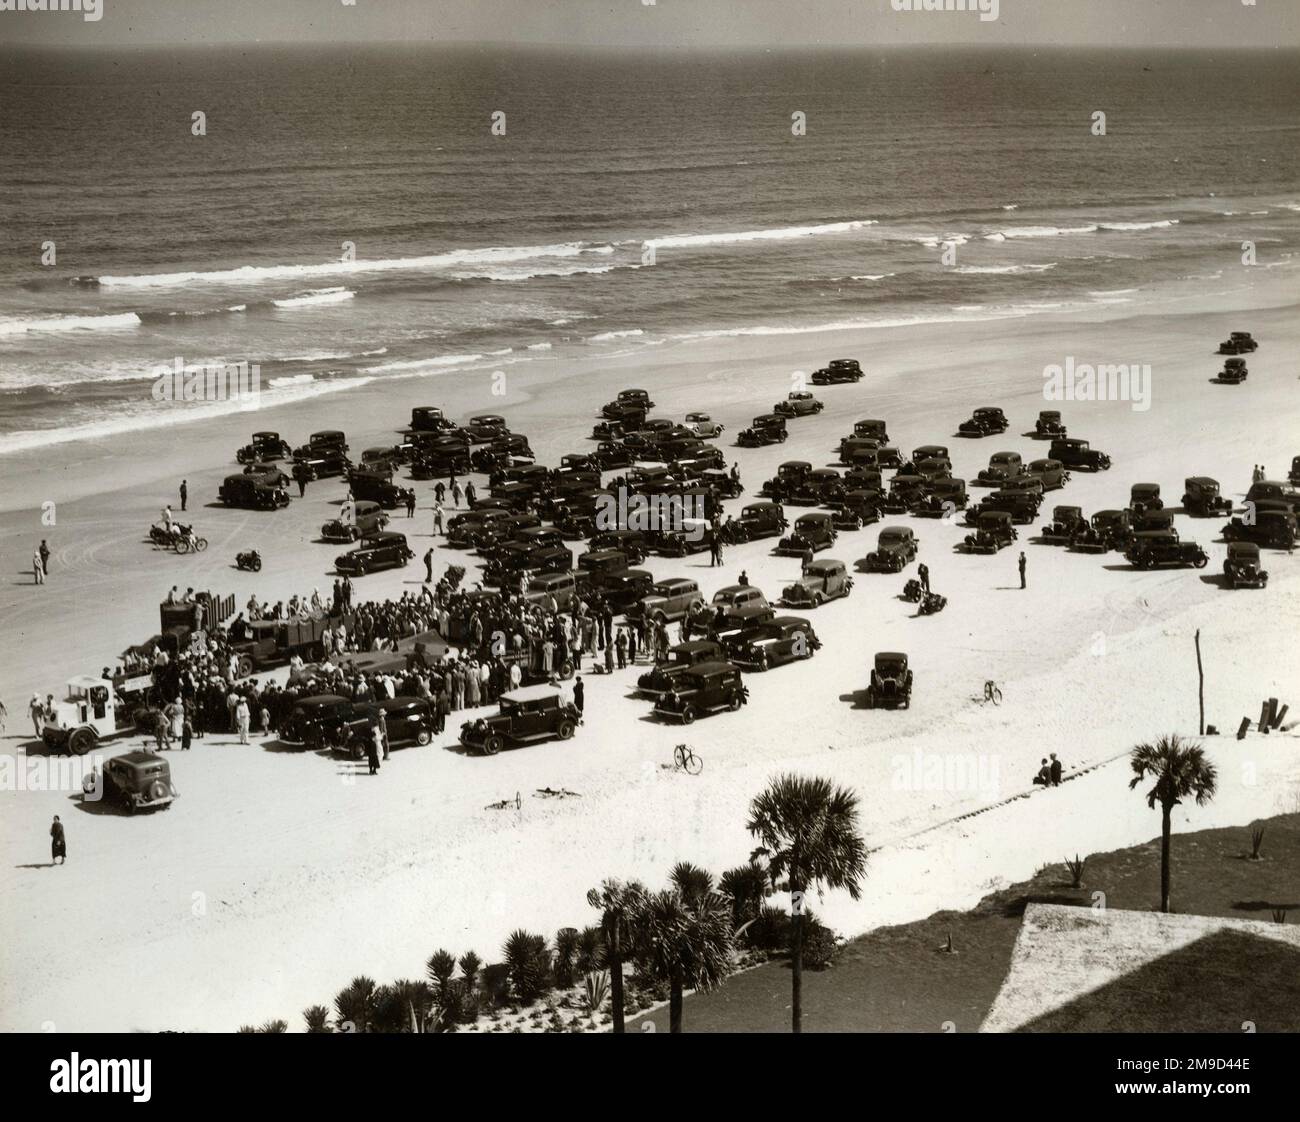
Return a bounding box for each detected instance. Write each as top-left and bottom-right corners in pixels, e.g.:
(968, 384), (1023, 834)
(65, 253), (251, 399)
(424, 548), (434, 583)
(40, 539), (51, 574)
(406, 490), (417, 519)
(235, 697), (251, 745)
(50, 816), (66, 866)
(1049, 753), (1062, 787)
(367, 724), (381, 775)
(573, 675), (584, 716)
(434, 481), (446, 504)
(32, 548), (45, 585)
(452, 481), (463, 508)
(433, 501), (444, 535)
(378, 711), (390, 761)
(1018, 551), (1026, 590)
(918, 562), (930, 593)
(179, 479), (188, 512)
(29, 693), (44, 738)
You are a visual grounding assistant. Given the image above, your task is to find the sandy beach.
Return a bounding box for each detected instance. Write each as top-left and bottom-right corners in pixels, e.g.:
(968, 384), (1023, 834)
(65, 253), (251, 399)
(2, 260), (1298, 1031)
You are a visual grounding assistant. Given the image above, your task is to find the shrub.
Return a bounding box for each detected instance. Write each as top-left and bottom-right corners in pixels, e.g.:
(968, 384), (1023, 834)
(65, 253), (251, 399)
(554, 927), (581, 988)
(1065, 853), (1086, 889)
(503, 930), (553, 1004)
(1251, 826), (1265, 860)
(302, 1005), (331, 1033)
(458, 950), (482, 991)
(576, 926), (605, 974)
(481, 963), (512, 1008)
(720, 862), (770, 932)
(583, 969), (610, 1014)
(802, 922), (839, 971)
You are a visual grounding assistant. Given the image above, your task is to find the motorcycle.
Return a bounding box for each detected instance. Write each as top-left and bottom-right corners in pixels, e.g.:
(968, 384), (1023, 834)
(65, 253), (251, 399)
(918, 591), (948, 615)
(236, 550), (263, 572)
(150, 521), (207, 554)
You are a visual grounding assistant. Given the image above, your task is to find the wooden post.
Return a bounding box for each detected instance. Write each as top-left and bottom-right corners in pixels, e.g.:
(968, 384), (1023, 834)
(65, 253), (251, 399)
(1195, 630), (1205, 736)
(1259, 700), (1271, 734)
(1272, 704), (1288, 730)
(1236, 717), (1251, 741)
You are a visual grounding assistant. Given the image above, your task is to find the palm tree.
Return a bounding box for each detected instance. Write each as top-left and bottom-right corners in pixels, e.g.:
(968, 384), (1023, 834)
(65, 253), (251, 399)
(669, 861), (714, 903)
(302, 1004), (332, 1033)
(586, 879), (646, 1033)
(748, 774), (867, 1033)
(632, 886), (733, 1033)
(719, 861), (770, 937)
(1129, 734), (1217, 913)
(333, 975), (377, 1033)
(503, 929), (552, 1004)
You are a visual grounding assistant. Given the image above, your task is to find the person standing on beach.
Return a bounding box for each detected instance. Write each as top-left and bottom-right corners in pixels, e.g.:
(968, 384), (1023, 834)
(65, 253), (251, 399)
(424, 548), (434, 583)
(235, 696), (251, 745)
(433, 501), (444, 535)
(464, 481), (476, 507)
(1049, 753), (1062, 786)
(179, 479), (188, 512)
(29, 694), (44, 738)
(406, 490), (417, 518)
(366, 724), (381, 775)
(50, 816), (66, 866)
(452, 481), (463, 509)
(573, 675), (584, 716)
(434, 481), (446, 504)
(918, 562), (930, 593)
(1018, 552), (1026, 590)
(32, 548), (45, 585)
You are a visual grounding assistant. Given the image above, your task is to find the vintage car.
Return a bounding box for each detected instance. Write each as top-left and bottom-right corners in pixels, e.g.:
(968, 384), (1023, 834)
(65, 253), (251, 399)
(634, 578), (705, 624)
(446, 508), (514, 547)
(335, 531), (414, 576)
(655, 519), (714, 558)
(967, 489), (1041, 525)
(775, 390), (824, 418)
(964, 510), (1017, 554)
(736, 413), (788, 447)
(587, 529), (650, 565)
(879, 472), (926, 515)
(911, 444), (950, 465)
(1124, 530), (1208, 570)
(1182, 476), (1233, 517)
(1128, 483), (1164, 515)
(1070, 509), (1133, 553)
(811, 358), (864, 384)
(710, 584), (775, 623)
(726, 615), (821, 670)
(914, 478), (968, 518)
(486, 542), (572, 585)
(832, 490), (883, 531)
(591, 442), (635, 471)
(1222, 508), (1298, 550)
(863, 526), (919, 572)
(82, 749), (177, 813)
(1216, 357), (1248, 384)
(684, 412), (725, 439)
(236, 431), (292, 463)
(591, 412), (644, 441)
(334, 698), (438, 757)
(294, 448), (352, 481)
(1131, 508), (1175, 535)
(865, 652), (912, 710)
(635, 640), (726, 698)
(1049, 437), (1111, 472)
(1035, 410), (1067, 438)
(281, 694), (357, 747)
(321, 499), (389, 542)
(349, 470), (414, 511)
(1223, 542), (1268, 589)
(1025, 459), (1069, 492)
(844, 418), (896, 454)
(725, 501), (788, 542)
(692, 469), (743, 500)
(410, 444), (471, 480)
(653, 661), (748, 723)
(839, 437), (882, 469)
(913, 456), (952, 483)
(790, 468), (845, 507)
(1039, 505), (1087, 544)
(462, 414), (508, 444)
(776, 513), (837, 559)
(1245, 481), (1300, 514)
(523, 571), (582, 612)
(600, 389), (654, 419)
(781, 559), (853, 607)
(762, 461), (813, 500)
(243, 461), (291, 488)
(843, 467), (884, 495)
(360, 444), (408, 470)
(958, 406), (1009, 437)
(294, 429), (349, 458)
(460, 686), (581, 755)
(1290, 456), (1300, 487)
(1217, 331), (1257, 355)
(218, 473), (290, 510)
(407, 405), (455, 432)
(976, 451), (1024, 486)
(577, 551), (655, 610)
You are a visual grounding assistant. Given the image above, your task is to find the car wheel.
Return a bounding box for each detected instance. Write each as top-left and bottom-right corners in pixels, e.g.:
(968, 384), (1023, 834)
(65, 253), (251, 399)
(557, 720), (576, 740)
(350, 742), (364, 761)
(728, 693), (743, 712)
(813, 593), (824, 607)
(236, 655), (254, 678)
(68, 728), (96, 756)
(81, 772), (98, 794)
(1195, 556), (1207, 569)
(681, 706), (696, 725)
(252, 557), (262, 571)
(484, 735), (503, 756)
(416, 729), (432, 746)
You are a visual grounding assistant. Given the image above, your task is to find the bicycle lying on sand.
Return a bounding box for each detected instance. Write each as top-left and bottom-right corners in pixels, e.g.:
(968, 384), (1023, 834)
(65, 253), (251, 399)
(672, 744), (703, 775)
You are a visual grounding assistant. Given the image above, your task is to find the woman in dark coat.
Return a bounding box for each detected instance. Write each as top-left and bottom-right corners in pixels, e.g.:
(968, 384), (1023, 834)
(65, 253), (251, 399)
(50, 816), (66, 865)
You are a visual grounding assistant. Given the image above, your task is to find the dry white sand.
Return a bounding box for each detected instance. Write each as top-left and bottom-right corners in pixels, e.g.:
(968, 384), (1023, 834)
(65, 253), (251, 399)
(1, 272), (1298, 1031)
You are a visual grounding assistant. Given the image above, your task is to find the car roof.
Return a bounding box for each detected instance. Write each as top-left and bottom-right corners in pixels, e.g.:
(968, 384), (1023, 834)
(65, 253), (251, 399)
(804, 559), (843, 573)
(1227, 541), (1259, 553)
(1132, 482), (1161, 490)
(876, 651), (907, 663)
(685, 661), (738, 679)
(769, 615), (811, 629)
(657, 577), (697, 590)
(297, 694), (350, 708)
(880, 525), (912, 536)
(365, 532), (407, 544)
(1186, 476), (1216, 485)
(674, 640), (721, 654)
(500, 685), (562, 704)
(116, 750), (169, 768)
(981, 510), (1013, 521)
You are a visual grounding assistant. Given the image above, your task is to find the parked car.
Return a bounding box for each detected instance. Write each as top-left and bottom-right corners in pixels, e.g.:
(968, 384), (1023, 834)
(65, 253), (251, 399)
(236, 431), (292, 463)
(1124, 530), (1208, 569)
(219, 473), (290, 510)
(725, 501), (788, 542)
(1289, 456), (1300, 487)
(911, 444), (950, 464)
(635, 640), (726, 698)
(335, 531), (414, 575)
(915, 477), (967, 517)
(460, 686), (581, 755)
(1040, 505), (1087, 544)
(1035, 410), (1067, 438)
(1131, 509), (1175, 534)
(523, 571), (582, 612)
(958, 406), (1009, 437)
(1222, 542), (1268, 589)
(811, 358), (864, 384)
(880, 472), (926, 515)
(281, 694), (357, 747)
(295, 447), (353, 481)
(589, 529), (650, 565)
(1217, 357), (1248, 384)
(1128, 482), (1163, 515)
(775, 390), (824, 418)
(1025, 459), (1069, 491)
(964, 510), (1017, 553)
(1070, 509), (1133, 553)
(1222, 508), (1298, 550)
(833, 490), (883, 531)
(790, 469), (845, 507)
(1217, 331), (1257, 355)
(1245, 480), (1300, 514)
(294, 429), (349, 458)
(967, 490), (1041, 525)
(865, 652), (912, 710)
(243, 462), (291, 487)
(839, 437), (882, 469)
(781, 559), (853, 607)
(684, 412), (725, 438)
(1050, 437), (1111, 472)
(710, 584), (775, 625)
(81, 749), (177, 813)
(736, 414), (788, 448)
(726, 616), (821, 670)
(976, 451), (1023, 486)
(321, 500), (389, 542)
(863, 526), (919, 572)
(591, 442), (635, 471)
(486, 543), (573, 585)
(334, 698), (438, 757)
(634, 578), (705, 624)
(776, 513), (837, 559)
(653, 661), (748, 723)
(1182, 476), (1233, 517)
(762, 461), (814, 500)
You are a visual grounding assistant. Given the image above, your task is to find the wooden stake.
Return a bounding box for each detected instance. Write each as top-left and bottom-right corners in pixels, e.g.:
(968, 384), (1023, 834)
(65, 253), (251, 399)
(1195, 630), (1205, 736)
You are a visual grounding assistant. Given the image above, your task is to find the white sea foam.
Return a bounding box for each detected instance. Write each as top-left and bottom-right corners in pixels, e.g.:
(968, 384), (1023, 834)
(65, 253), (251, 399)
(952, 263), (1057, 274)
(588, 329), (645, 342)
(645, 219), (875, 251)
(361, 353), (486, 375)
(0, 312), (142, 336)
(272, 287), (355, 309)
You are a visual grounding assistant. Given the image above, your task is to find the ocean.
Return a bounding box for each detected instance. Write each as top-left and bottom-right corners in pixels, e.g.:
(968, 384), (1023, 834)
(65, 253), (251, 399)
(1, 44), (1297, 454)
